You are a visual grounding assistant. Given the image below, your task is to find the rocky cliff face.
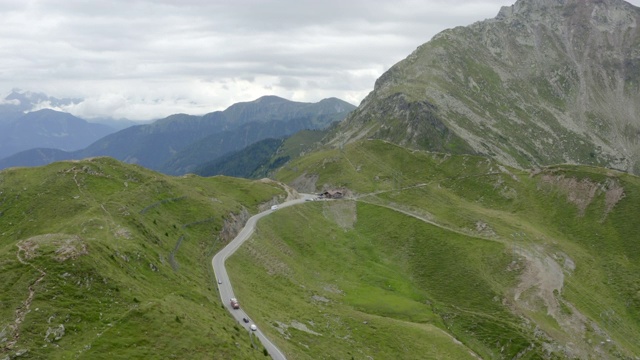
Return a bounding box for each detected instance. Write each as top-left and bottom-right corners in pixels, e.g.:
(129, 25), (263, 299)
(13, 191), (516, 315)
(330, 0), (640, 173)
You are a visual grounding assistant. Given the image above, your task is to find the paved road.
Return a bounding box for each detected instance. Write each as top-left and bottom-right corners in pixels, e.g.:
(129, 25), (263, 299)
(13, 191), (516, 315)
(212, 194), (315, 360)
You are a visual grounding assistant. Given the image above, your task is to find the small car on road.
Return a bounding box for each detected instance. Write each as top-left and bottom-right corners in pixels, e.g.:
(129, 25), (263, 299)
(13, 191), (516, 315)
(250, 324), (257, 331)
(243, 317), (249, 323)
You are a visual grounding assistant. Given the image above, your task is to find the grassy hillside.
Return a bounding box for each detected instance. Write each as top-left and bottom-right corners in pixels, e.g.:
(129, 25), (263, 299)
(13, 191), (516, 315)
(226, 140), (640, 359)
(0, 157), (287, 359)
(2, 140), (638, 359)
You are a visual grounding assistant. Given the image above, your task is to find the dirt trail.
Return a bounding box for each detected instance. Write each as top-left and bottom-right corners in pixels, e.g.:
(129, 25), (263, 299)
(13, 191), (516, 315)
(362, 198), (615, 358)
(258, 178), (300, 202)
(357, 198), (504, 245)
(4, 243), (47, 350)
(281, 183), (300, 202)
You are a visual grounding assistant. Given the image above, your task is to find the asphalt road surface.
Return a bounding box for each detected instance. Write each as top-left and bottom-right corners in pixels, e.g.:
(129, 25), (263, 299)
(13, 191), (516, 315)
(212, 193), (315, 360)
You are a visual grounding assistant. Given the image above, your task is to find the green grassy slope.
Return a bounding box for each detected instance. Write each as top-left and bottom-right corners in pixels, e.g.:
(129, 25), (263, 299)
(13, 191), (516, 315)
(226, 140), (640, 359)
(0, 157), (286, 359)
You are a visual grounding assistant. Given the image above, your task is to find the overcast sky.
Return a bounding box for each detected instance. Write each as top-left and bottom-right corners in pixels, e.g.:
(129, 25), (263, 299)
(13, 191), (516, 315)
(1, 0), (639, 121)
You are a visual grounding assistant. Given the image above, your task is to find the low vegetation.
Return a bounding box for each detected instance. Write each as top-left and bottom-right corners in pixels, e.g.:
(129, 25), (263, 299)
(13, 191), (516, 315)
(226, 140), (640, 359)
(2, 140), (638, 359)
(0, 157), (286, 359)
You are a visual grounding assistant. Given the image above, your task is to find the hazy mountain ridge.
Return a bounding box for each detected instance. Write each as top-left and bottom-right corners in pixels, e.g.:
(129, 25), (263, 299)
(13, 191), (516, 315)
(1, 90), (82, 114)
(329, 0), (640, 174)
(0, 148), (75, 169)
(0, 90), (144, 128)
(0, 90), (83, 127)
(160, 112), (347, 175)
(221, 95), (353, 126)
(0, 109), (115, 160)
(193, 129), (328, 178)
(0, 96), (355, 173)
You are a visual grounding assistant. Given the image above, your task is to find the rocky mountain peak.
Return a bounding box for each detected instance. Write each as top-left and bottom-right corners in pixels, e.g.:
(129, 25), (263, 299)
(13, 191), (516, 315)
(497, 0), (639, 30)
(329, 0), (640, 174)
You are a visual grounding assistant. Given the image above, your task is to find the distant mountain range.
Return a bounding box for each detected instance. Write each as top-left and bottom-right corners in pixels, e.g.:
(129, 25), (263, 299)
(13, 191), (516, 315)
(0, 90), (137, 161)
(0, 109), (115, 160)
(0, 90), (82, 116)
(0, 96), (355, 174)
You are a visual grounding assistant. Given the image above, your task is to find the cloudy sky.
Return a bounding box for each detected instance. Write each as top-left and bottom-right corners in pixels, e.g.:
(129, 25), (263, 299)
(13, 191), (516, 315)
(1, 0), (639, 121)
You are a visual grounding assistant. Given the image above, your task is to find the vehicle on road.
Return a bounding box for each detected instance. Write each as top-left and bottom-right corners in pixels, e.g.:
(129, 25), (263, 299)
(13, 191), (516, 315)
(250, 324), (257, 331)
(218, 279), (222, 284)
(270, 205), (279, 210)
(243, 317), (249, 323)
(230, 298), (240, 309)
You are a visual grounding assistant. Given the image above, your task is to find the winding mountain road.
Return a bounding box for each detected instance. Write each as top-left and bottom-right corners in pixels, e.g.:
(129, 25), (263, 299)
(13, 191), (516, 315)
(212, 194), (315, 360)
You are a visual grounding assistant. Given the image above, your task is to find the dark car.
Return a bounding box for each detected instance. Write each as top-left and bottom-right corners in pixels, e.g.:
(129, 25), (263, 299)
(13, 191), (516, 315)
(243, 317), (249, 323)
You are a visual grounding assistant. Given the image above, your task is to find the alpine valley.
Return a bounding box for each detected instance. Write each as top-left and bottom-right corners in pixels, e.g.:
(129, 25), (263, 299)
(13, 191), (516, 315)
(1, 0), (639, 359)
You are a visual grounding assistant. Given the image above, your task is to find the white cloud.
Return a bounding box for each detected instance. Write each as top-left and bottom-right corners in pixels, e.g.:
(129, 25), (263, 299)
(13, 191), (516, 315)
(0, 98), (20, 105)
(1, 0), (639, 120)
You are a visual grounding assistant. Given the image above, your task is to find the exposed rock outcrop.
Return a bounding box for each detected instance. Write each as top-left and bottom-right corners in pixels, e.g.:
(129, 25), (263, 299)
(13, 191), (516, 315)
(329, 0), (640, 174)
(218, 208), (251, 243)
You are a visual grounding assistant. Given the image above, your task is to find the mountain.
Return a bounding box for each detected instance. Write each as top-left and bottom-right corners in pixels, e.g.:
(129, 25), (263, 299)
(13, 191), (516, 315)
(327, 0), (640, 174)
(0, 148), (75, 169)
(0, 90), (86, 146)
(0, 96), (355, 173)
(76, 113), (207, 171)
(0, 90), (83, 125)
(160, 112), (345, 175)
(219, 95), (355, 127)
(192, 129), (328, 178)
(2, 144), (639, 358)
(3, 1), (640, 358)
(0, 157), (289, 359)
(89, 117), (151, 130)
(193, 138), (285, 178)
(155, 96), (354, 174)
(94, 96), (353, 174)
(240, 139), (640, 359)
(0, 109), (115, 160)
